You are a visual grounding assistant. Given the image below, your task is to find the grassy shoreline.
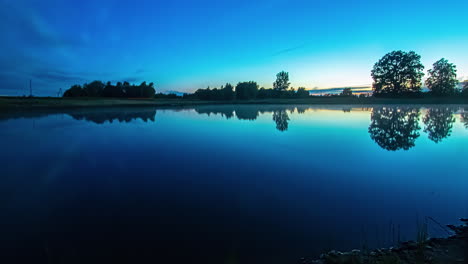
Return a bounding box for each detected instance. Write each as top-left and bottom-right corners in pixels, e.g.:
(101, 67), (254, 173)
(309, 219), (468, 264)
(1, 96), (468, 111)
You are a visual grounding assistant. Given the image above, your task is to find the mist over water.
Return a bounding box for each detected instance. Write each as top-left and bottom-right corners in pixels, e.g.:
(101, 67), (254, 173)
(1, 105), (467, 263)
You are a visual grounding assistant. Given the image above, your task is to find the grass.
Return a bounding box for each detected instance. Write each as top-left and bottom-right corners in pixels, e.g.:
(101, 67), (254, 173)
(0, 96), (468, 111)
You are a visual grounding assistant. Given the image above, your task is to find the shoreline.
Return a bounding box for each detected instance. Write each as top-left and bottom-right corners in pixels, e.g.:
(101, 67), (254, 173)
(307, 219), (468, 264)
(1, 97), (468, 111)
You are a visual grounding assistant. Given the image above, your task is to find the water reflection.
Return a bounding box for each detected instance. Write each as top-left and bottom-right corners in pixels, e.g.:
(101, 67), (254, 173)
(462, 108), (468, 128)
(368, 107), (421, 151)
(1, 105), (467, 150)
(272, 110), (290, 132)
(69, 109), (157, 124)
(234, 107), (260, 120)
(194, 107), (234, 119)
(0, 108), (157, 124)
(423, 107), (456, 143)
(194, 105), (292, 128)
(1, 105), (468, 264)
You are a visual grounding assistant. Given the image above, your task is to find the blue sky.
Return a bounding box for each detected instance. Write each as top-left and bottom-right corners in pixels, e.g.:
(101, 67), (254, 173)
(1, 0), (467, 95)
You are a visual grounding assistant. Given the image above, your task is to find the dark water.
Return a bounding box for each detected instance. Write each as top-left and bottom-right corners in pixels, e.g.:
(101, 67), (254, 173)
(1, 105), (468, 264)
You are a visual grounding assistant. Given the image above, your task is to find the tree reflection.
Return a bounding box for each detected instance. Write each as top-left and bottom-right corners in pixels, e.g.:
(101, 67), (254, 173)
(423, 108), (456, 143)
(194, 107), (234, 119)
(296, 106), (308, 114)
(69, 109), (157, 124)
(272, 110), (290, 132)
(368, 107), (421, 151)
(462, 108), (468, 129)
(234, 107), (260, 120)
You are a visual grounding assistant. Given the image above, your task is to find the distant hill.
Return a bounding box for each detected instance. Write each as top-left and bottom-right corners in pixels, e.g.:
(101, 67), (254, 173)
(460, 81), (467, 89)
(308, 86), (371, 95)
(161, 90), (185, 96)
(309, 82), (467, 95)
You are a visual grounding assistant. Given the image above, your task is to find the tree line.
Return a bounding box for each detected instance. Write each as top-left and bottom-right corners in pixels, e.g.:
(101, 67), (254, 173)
(24, 103), (466, 142)
(62, 50), (468, 99)
(185, 72), (310, 100)
(371, 51), (468, 97)
(63, 81), (156, 98)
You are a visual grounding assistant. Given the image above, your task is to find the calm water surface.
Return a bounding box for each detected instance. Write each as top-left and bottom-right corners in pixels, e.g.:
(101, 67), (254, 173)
(1, 105), (468, 264)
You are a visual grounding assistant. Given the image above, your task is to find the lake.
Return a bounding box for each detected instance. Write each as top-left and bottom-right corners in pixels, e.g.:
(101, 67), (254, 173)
(1, 105), (467, 264)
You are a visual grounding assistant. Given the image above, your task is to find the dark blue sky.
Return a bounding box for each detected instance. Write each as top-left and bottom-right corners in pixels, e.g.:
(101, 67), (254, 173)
(1, 0), (467, 95)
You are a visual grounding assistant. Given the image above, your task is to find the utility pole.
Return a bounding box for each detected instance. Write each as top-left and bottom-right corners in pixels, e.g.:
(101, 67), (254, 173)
(29, 79), (32, 97)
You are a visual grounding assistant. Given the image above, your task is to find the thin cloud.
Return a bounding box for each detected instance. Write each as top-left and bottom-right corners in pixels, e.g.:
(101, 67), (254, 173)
(135, 69), (147, 74)
(31, 70), (86, 83)
(272, 44), (306, 56)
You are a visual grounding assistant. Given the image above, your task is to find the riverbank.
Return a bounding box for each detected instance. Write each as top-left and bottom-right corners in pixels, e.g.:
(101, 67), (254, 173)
(1, 96), (468, 111)
(307, 219), (468, 264)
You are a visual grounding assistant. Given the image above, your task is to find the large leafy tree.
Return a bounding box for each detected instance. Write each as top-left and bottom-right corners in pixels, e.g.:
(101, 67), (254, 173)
(371, 51), (424, 95)
(368, 107), (421, 151)
(273, 71), (290, 91)
(425, 59), (458, 96)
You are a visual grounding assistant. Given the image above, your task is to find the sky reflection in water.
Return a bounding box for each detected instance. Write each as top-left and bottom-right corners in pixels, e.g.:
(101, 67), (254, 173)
(0, 105), (467, 264)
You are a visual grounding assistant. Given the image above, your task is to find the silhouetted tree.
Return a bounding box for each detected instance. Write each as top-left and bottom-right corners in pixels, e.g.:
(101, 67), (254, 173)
(296, 87), (309, 98)
(273, 110), (290, 132)
(423, 108), (455, 143)
(462, 81), (468, 97)
(115, 82), (125, 97)
(236, 81), (258, 100)
(425, 59), (458, 96)
(122, 81), (132, 97)
(83, 81), (105, 97)
(273, 71), (290, 91)
(194, 87), (212, 100)
(63, 85), (85, 97)
(369, 107), (421, 151)
(64, 80), (155, 98)
(102, 81), (125, 97)
(139, 82), (156, 98)
(273, 71), (290, 92)
(341, 88), (353, 97)
(371, 51), (424, 96)
(257, 88), (280, 99)
(222, 83), (235, 100)
(193, 84), (235, 100)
